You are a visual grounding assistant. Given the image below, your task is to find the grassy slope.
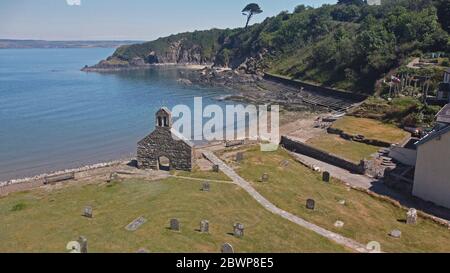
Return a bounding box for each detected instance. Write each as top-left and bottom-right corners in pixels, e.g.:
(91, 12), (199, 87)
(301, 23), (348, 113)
(104, 1), (448, 94)
(0, 178), (347, 253)
(307, 133), (380, 163)
(231, 147), (450, 253)
(331, 116), (410, 144)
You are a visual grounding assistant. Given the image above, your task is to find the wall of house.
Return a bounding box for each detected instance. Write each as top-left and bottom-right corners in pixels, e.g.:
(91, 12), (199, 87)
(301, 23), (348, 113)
(389, 146), (417, 166)
(444, 72), (450, 84)
(413, 131), (450, 208)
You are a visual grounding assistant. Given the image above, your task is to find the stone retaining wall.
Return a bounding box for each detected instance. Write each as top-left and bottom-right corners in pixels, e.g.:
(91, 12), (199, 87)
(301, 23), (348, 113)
(263, 73), (368, 102)
(280, 136), (365, 174)
(327, 127), (392, 147)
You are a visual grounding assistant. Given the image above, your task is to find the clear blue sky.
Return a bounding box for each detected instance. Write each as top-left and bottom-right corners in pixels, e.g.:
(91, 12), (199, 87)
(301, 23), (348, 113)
(0, 0), (336, 41)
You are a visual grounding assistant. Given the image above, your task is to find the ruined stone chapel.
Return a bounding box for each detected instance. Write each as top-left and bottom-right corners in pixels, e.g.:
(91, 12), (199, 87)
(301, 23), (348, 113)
(137, 107), (194, 171)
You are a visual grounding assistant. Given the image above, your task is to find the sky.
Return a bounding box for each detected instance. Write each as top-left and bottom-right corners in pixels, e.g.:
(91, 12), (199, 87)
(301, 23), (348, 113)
(0, 0), (336, 41)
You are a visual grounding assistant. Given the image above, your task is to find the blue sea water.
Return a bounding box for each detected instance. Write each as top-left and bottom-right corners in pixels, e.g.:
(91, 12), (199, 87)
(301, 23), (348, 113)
(0, 48), (233, 181)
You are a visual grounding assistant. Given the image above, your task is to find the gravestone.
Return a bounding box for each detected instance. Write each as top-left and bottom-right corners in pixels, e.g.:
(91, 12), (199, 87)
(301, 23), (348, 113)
(334, 221), (344, 228)
(236, 152), (244, 162)
(322, 172), (330, 183)
(83, 206), (93, 218)
(221, 243), (234, 254)
(202, 182), (210, 192)
(233, 223), (244, 238)
(260, 173), (269, 183)
(390, 229), (402, 238)
(170, 218), (181, 231)
(338, 199), (346, 206)
(78, 236), (88, 254)
(306, 199), (315, 210)
(280, 160), (290, 168)
(406, 208), (418, 225)
(136, 248), (150, 253)
(107, 172), (119, 183)
(200, 220), (209, 233)
(212, 165), (220, 173)
(125, 216), (147, 231)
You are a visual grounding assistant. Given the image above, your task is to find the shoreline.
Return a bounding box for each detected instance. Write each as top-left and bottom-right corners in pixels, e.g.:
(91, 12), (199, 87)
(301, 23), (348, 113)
(0, 157), (133, 189)
(81, 62), (212, 72)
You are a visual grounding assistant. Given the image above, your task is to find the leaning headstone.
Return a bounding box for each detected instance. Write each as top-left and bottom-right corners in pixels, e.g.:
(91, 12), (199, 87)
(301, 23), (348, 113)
(200, 220), (209, 233)
(322, 172), (330, 183)
(83, 206), (93, 218)
(260, 173), (269, 183)
(78, 236), (88, 254)
(306, 199), (315, 210)
(406, 208), (418, 225)
(202, 182), (210, 192)
(280, 160), (290, 168)
(233, 223), (244, 238)
(236, 152), (244, 162)
(390, 229), (402, 238)
(125, 216), (147, 231)
(212, 165), (220, 172)
(221, 243), (234, 254)
(170, 218), (181, 231)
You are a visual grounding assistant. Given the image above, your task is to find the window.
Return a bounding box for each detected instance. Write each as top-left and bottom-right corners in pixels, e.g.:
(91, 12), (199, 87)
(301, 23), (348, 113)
(158, 117), (163, 127)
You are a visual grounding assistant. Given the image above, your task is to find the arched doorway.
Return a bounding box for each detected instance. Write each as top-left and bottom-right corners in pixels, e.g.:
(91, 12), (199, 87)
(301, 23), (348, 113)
(158, 156), (171, 171)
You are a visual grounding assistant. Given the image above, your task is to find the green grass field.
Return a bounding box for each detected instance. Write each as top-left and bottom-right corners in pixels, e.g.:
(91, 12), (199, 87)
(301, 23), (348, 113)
(0, 177), (347, 253)
(331, 116), (410, 144)
(307, 133), (380, 163)
(232, 147), (450, 253)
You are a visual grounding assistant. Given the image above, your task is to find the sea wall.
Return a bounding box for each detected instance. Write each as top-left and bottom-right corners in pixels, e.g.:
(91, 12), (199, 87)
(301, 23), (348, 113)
(263, 73), (368, 102)
(280, 136), (365, 174)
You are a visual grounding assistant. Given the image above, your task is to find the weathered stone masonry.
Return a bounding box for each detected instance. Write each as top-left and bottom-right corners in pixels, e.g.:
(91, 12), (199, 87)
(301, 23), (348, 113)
(137, 108), (194, 171)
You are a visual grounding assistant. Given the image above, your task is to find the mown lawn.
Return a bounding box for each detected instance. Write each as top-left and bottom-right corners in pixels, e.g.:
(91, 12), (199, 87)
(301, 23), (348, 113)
(307, 133), (380, 163)
(231, 146), (450, 253)
(0, 177), (347, 253)
(332, 116), (410, 144)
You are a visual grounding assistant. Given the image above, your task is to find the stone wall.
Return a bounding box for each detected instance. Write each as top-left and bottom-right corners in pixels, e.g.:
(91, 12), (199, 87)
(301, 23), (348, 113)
(280, 136), (365, 174)
(263, 73), (368, 102)
(326, 127), (392, 147)
(137, 127), (194, 171)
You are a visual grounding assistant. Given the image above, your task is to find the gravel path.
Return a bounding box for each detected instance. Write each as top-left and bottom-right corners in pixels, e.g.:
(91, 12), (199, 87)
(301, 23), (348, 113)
(202, 151), (372, 253)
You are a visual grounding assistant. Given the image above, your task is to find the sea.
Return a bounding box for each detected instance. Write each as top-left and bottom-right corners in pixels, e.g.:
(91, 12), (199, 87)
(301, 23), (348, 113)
(0, 48), (236, 181)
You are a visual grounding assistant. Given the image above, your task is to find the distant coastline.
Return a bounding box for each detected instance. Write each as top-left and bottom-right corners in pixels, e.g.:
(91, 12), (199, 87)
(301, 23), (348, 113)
(0, 39), (143, 49)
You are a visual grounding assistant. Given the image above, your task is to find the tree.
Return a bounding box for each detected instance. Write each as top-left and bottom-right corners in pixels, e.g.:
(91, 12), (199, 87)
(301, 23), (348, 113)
(435, 0), (450, 33)
(242, 3), (263, 28)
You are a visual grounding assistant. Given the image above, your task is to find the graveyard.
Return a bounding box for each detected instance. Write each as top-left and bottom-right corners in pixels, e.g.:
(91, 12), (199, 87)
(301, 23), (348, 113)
(219, 145), (450, 253)
(0, 175), (347, 253)
(1, 141), (450, 252)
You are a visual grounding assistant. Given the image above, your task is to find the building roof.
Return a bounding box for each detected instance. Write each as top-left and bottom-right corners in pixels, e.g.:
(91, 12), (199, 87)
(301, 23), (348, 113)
(436, 104), (450, 124)
(156, 107), (171, 115)
(415, 124), (450, 146)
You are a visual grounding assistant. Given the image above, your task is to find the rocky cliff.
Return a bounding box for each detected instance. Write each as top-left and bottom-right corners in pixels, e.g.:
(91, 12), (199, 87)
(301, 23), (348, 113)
(83, 29), (225, 71)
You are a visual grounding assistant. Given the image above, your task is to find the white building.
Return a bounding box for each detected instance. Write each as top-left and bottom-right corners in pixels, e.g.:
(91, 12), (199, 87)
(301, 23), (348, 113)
(367, 0), (382, 5)
(413, 104), (450, 208)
